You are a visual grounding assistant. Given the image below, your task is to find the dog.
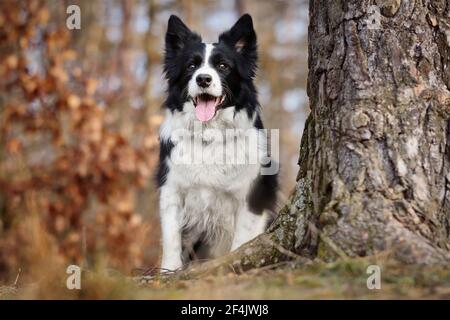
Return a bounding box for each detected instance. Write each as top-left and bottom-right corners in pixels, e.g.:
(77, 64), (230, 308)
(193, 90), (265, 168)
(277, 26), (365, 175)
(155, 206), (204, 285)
(157, 14), (278, 271)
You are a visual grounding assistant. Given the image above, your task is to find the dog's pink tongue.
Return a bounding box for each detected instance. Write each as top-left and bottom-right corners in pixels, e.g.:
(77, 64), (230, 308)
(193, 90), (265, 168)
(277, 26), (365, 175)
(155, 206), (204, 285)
(195, 99), (216, 122)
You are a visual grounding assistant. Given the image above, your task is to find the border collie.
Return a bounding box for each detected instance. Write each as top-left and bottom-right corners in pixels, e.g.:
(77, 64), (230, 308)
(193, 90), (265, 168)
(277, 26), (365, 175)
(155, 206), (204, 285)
(157, 14), (278, 271)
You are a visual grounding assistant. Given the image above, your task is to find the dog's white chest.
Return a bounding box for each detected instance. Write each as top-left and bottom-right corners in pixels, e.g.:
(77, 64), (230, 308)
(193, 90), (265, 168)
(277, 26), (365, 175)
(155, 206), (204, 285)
(169, 136), (260, 193)
(161, 105), (262, 194)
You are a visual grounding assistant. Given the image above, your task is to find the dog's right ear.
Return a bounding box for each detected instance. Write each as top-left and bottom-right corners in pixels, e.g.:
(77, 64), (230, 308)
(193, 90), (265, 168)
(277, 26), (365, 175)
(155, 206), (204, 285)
(165, 15), (195, 53)
(219, 14), (257, 79)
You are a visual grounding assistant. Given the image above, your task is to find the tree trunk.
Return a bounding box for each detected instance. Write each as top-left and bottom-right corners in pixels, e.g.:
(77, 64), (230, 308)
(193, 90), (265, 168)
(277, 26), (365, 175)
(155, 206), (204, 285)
(178, 1), (450, 277)
(296, 0), (450, 264)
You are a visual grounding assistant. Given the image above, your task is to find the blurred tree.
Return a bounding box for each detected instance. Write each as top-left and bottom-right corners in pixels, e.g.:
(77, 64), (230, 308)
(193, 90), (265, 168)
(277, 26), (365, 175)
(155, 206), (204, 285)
(0, 0), (159, 279)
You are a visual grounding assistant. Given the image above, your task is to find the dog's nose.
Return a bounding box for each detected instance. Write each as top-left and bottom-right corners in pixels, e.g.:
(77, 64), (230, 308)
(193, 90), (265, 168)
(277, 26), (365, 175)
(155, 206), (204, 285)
(196, 74), (212, 88)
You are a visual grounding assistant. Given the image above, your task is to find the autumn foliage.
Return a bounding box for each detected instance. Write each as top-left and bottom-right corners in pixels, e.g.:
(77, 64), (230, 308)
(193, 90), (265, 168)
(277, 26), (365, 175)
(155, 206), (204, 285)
(0, 1), (160, 278)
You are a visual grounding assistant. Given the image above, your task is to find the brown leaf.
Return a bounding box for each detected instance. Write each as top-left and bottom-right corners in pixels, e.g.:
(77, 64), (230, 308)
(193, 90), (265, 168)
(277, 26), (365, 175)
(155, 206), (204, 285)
(6, 138), (21, 154)
(5, 55), (18, 69)
(67, 94), (81, 109)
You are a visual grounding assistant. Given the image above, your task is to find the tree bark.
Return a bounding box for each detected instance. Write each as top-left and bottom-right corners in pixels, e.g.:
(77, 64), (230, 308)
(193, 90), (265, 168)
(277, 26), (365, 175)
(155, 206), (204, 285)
(179, 0), (450, 276)
(296, 0), (450, 264)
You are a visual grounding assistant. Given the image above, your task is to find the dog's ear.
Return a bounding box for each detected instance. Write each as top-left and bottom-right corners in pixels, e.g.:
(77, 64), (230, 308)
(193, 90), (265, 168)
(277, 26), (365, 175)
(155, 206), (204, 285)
(219, 14), (257, 78)
(165, 15), (196, 53)
(164, 15), (200, 82)
(219, 14), (256, 53)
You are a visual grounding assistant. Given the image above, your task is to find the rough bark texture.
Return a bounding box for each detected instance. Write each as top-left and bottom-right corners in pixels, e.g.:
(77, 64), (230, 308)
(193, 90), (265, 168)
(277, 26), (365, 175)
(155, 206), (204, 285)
(297, 0), (450, 264)
(177, 0), (450, 277)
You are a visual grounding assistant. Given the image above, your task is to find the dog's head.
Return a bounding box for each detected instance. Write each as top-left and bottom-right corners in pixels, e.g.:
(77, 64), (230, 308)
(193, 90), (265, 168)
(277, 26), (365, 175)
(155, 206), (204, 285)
(163, 14), (258, 122)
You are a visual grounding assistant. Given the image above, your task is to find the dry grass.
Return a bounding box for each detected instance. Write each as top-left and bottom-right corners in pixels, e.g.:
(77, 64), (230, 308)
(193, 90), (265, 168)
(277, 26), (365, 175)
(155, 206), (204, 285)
(2, 256), (450, 299)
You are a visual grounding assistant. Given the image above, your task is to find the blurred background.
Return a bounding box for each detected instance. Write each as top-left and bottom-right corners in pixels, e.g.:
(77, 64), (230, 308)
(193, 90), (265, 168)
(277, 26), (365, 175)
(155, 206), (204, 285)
(0, 0), (309, 281)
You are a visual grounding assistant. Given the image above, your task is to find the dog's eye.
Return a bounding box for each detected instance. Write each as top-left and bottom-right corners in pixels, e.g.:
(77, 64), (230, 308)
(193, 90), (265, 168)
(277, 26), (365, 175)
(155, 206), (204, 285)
(187, 63), (196, 71)
(218, 63), (229, 71)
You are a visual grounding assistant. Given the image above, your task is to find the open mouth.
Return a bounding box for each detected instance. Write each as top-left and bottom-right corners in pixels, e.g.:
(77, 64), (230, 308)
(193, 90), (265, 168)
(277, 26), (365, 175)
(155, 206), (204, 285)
(192, 93), (225, 122)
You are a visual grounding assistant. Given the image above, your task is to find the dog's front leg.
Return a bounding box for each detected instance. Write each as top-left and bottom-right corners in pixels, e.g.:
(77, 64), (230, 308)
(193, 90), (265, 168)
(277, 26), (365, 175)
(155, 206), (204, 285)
(231, 204), (269, 251)
(159, 185), (183, 271)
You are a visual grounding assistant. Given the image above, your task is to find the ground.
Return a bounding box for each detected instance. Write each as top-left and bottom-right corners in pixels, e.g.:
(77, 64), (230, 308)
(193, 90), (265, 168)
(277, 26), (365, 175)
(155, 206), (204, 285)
(1, 256), (450, 299)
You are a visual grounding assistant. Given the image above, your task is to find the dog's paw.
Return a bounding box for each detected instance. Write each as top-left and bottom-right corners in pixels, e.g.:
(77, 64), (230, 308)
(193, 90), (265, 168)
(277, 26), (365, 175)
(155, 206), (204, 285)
(160, 256), (183, 273)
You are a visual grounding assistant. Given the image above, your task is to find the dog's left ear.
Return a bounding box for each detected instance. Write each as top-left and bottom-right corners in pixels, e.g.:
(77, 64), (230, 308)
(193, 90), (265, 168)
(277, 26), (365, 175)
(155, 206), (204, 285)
(219, 14), (257, 78)
(219, 14), (256, 54)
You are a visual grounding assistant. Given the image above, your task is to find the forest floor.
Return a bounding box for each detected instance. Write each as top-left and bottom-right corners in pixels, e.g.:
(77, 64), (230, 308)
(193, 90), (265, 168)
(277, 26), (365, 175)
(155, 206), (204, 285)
(1, 256), (450, 299)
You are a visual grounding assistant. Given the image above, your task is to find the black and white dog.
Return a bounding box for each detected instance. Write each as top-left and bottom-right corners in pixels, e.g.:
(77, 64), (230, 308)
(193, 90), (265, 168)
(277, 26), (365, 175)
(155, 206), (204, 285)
(157, 14), (278, 271)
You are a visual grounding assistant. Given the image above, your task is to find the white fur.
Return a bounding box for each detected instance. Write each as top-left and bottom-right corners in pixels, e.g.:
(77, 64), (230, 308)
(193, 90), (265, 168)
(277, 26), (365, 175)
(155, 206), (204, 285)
(159, 98), (269, 271)
(188, 44), (223, 98)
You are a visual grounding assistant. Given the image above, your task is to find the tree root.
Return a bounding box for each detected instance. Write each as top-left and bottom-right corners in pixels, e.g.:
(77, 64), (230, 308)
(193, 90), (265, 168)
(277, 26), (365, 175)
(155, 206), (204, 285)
(143, 232), (306, 282)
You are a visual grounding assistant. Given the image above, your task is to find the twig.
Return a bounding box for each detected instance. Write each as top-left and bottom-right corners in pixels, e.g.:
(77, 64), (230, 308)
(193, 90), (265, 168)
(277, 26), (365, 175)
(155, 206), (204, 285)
(13, 268), (21, 287)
